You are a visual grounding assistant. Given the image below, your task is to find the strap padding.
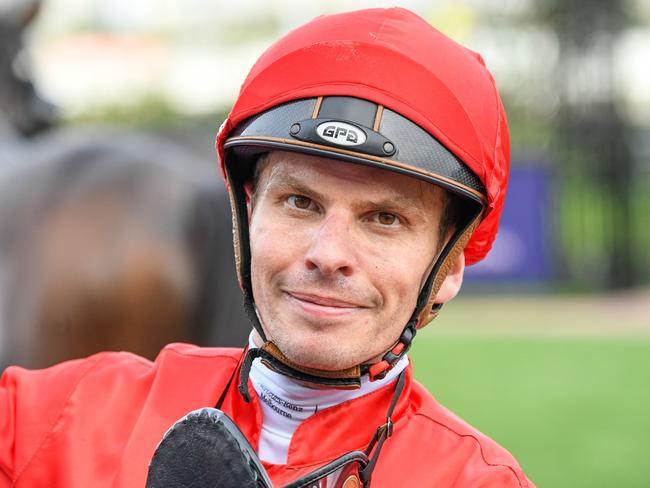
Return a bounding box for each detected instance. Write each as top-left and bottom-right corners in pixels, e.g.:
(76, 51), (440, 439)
(416, 212), (481, 327)
(262, 342), (361, 380)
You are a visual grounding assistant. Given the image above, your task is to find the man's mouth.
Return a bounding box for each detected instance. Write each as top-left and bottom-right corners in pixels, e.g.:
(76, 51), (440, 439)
(284, 291), (370, 317)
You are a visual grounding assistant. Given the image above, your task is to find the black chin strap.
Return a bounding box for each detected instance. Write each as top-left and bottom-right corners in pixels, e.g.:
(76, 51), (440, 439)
(243, 290), (266, 341)
(238, 347), (363, 402)
(238, 348), (263, 402)
(237, 317), (418, 401)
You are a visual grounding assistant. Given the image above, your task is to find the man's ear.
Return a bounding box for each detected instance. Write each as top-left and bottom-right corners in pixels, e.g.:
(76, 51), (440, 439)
(243, 181), (253, 222)
(435, 252), (465, 304)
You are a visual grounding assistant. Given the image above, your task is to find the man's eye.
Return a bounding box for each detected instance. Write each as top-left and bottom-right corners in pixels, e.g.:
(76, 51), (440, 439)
(376, 212), (399, 226)
(288, 195), (313, 210)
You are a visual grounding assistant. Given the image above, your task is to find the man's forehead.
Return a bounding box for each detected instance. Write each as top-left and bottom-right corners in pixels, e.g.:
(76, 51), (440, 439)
(259, 151), (443, 202)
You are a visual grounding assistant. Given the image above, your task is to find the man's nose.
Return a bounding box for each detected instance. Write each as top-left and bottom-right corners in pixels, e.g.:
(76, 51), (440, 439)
(304, 214), (355, 277)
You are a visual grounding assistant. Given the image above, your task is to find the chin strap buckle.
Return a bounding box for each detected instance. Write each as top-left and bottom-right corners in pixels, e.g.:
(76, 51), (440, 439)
(366, 323), (416, 382)
(368, 361), (391, 382)
(376, 417), (393, 439)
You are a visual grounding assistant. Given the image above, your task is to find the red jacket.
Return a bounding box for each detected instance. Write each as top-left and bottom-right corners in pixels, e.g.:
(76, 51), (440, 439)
(0, 344), (534, 487)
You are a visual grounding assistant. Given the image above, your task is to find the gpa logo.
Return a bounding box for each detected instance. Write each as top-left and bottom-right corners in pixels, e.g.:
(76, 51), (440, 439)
(316, 121), (367, 147)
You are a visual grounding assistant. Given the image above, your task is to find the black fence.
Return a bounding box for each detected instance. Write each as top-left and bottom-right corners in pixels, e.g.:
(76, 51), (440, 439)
(496, 0), (650, 290)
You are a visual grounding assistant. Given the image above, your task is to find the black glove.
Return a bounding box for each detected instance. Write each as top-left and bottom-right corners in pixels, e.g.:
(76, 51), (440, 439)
(146, 408), (273, 488)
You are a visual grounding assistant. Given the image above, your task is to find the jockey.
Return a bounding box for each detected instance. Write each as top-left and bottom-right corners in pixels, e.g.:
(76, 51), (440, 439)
(0, 8), (534, 487)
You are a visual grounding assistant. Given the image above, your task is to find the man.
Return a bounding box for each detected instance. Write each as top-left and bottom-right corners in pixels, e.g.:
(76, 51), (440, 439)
(0, 8), (533, 487)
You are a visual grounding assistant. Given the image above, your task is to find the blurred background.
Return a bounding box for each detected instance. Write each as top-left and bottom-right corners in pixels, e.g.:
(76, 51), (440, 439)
(1, 0), (649, 486)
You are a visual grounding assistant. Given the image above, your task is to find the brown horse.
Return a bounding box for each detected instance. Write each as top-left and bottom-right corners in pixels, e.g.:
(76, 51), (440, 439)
(0, 134), (250, 369)
(0, 3), (249, 369)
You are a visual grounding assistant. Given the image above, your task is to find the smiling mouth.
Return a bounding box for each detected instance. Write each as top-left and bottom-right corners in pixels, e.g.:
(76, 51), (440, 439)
(285, 291), (369, 316)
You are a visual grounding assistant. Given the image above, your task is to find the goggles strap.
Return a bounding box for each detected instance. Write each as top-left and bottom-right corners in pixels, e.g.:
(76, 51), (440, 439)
(360, 369), (406, 486)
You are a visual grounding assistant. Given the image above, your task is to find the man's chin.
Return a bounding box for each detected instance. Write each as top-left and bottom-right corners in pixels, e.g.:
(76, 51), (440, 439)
(277, 343), (359, 372)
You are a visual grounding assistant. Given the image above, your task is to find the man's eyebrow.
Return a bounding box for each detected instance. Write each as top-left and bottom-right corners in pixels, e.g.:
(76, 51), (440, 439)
(264, 171), (327, 202)
(264, 166), (432, 213)
(352, 194), (429, 215)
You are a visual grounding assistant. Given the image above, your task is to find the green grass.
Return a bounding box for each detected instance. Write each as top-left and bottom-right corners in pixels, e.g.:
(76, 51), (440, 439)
(410, 335), (650, 487)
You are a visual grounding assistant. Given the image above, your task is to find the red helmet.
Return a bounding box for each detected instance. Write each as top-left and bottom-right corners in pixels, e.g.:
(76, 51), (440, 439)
(216, 8), (509, 386)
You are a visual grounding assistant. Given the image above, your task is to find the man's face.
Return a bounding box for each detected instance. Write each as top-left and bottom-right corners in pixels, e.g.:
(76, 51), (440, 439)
(248, 151), (444, 371)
